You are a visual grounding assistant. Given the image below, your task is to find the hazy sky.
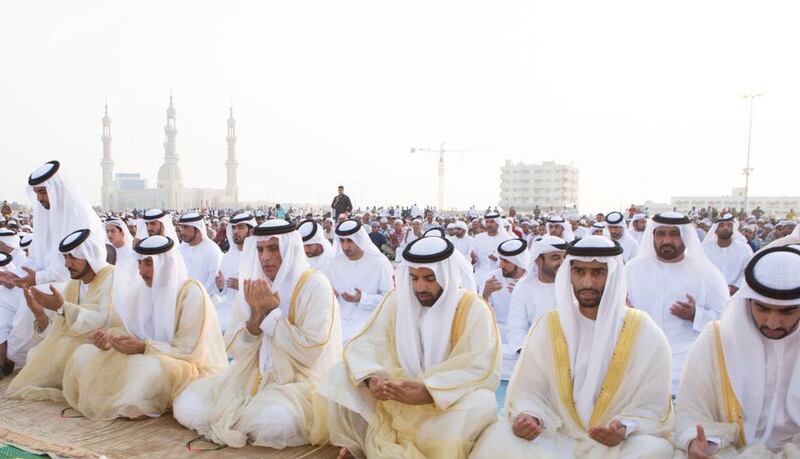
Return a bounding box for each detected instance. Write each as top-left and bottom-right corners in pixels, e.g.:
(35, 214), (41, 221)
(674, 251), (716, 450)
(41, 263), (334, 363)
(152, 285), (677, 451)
(2, 0), (799, 212)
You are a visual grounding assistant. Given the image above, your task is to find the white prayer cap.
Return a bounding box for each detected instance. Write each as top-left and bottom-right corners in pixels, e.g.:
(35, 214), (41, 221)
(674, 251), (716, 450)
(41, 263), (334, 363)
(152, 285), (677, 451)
(631, 213), (646, 222)
(446, 223), (455, 230)
(395, 236), (462, 377)
(380, 217), (388, 224)
(412, 218), (423, 224)
(555, 236), (627, 426)
(454, 220), (468, 231)
(497, 238), (530, 270)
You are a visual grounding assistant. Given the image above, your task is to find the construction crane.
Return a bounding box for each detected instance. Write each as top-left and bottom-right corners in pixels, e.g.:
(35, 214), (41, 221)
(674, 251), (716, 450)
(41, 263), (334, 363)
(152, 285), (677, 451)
(410, 142), (466, 211)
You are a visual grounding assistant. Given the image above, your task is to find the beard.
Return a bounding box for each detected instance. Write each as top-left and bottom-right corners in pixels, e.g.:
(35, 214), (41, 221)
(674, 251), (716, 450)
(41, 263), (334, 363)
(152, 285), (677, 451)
(415, 290), (442, 307)
(656, 243), (684, 260)
(501, 266), (518, 278)
(574, 288), (602, 308)
(233, 235), (244, 245)
(717, 230), (733, 240)
(69, 263), (92, 280)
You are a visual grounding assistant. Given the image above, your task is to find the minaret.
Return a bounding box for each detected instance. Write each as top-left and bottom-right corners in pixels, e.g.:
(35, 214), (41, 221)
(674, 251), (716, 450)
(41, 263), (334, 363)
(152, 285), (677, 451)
(157, 92), (183, 209)
(100, 101), (115, 210)
(225, 105), (239, 204)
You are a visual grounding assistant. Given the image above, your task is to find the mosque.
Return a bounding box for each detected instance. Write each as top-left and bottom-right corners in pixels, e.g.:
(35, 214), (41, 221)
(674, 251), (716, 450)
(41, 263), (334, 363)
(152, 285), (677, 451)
(99, 95), (239, 211)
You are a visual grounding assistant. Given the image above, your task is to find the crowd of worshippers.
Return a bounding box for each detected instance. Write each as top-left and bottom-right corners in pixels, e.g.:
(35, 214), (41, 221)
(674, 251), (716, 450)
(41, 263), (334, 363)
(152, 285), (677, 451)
(0, 161), (800, 458)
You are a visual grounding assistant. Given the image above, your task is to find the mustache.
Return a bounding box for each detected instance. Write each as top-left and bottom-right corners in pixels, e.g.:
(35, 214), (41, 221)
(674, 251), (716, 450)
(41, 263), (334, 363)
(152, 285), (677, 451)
(576, 288), (601, 296)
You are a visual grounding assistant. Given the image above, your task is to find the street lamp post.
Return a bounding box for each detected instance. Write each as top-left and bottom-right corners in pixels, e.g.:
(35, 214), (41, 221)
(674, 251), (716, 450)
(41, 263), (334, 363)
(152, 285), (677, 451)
(741, 93), (763, 214)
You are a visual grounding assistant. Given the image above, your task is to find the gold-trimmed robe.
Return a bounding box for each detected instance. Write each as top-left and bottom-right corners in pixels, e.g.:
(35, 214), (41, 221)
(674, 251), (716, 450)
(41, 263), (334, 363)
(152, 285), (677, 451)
(6, 265), (117, 401)
(471, 308), (674, 459)
(319, 289), (501, 459)
(61, 279), (227, 421)
(173, 269), (342, 448)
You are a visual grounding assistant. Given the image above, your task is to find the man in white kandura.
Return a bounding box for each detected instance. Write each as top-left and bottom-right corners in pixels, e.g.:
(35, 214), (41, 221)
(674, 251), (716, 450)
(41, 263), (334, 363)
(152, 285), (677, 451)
(547, 215), (576, 242)
(605, 211), (640, 263)
(62, 235), (227, 420)
(472, 211), (510, 286)
(625, 212), (730, 393)
(320, 237), (501, 459)
(701, 213), (753, 295)
(3, 160), (105, 368)
(214, 212), (255, 331)
(506, 235), (566, 356)
(7, 228), (116, 401)
(481, 238), (529, 380)
(178, 212), (223, 297)
(327, 219), (393, 341)
(675, 245), (800, 458)
(297, 219), (335, 277)
(174, 219), (342, 449)
(472, 236), (674, 459)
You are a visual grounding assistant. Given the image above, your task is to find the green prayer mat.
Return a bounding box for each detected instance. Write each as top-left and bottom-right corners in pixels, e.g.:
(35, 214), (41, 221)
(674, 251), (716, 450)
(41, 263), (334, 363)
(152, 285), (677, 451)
(0, 444), (46, 459)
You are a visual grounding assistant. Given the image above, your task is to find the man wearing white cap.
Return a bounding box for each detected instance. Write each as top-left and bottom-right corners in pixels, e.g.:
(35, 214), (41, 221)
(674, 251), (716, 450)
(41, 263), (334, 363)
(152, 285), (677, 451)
(547, 215), (576, 242)
(7, 228), (117, 401)
(675, 245), (800, 458)
(447, 220), (476, 264)
(174, 220), (342, 449)
(626, 212), (730, 392)
(62, 235), (227, 420)
(628, 213), (647, 244)
(178, 212), (223, 297)
(2, 160), (106, 367)
(213, 212), (255, 331)
(481, 238), (529, 380)
(473, 211), (510, 286)
(472, 237), (674, 458)
(328, 219), (394, 341)
(320, 236), (500, 459)
(701, 213), (753, 295)
(506, 236), (566, 355)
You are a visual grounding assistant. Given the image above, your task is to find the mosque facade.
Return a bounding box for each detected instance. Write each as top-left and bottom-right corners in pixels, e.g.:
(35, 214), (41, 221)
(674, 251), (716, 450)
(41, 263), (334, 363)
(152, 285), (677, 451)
(99, 95), (239, 211)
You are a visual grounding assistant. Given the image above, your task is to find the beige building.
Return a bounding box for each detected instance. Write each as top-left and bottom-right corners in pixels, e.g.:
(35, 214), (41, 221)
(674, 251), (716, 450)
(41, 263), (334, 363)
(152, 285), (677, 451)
(671, 188), (800, 217)
(100, 95), (239, 211)
(499, 160), (579, 212)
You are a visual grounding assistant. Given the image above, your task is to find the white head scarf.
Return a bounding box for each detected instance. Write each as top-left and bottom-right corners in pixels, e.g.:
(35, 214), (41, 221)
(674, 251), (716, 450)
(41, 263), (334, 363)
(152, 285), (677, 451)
(482, 212), (511, 240)
(635, 212), (718, 271)
(517, 236), (566, 288)
(105, 217), (133, 250)
(0, 229), (26, 264)
(226, 212), (256, 251)
(702, 213), (748, 246)
(423, 230), (476, 292)
(178, 212), (218, 251)
(497, 238), (531, 271)
(26, 161), (105, 276)
(590, 222), (611, 238)
(333, 219), (384, 259)
(59, 229), (109, 275)
(143, 209), (180, 243)
(114, 236), (187, 341)
(234, 220), (310, 373)
(554, 236), (628, 425)
(792, 224), (800, 239)
(606, 211), (639, 246)
(395, 237), (462, 377)
(718, 245), (800, 444)
(547, 215), (576, 242)
(298, 219), (334, 259)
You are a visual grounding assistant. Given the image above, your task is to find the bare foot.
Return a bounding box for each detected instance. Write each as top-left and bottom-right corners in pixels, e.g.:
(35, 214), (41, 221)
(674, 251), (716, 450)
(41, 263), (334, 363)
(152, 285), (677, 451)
(337, 447), (355, 459)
